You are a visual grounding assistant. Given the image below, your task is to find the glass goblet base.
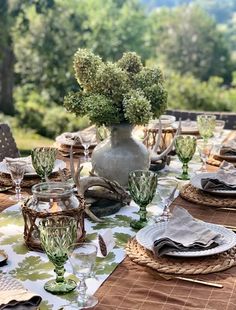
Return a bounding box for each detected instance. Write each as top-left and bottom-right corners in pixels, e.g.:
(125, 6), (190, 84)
(130, 219), (147, 230)
(63, 295), (98, 309)
(176, 174), (190, 180)
(44, 279), (76, 294)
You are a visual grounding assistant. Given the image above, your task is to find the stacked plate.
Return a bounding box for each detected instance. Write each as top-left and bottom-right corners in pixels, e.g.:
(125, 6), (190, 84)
(190, 172), (236, 197)
(136, 221), (236, 258)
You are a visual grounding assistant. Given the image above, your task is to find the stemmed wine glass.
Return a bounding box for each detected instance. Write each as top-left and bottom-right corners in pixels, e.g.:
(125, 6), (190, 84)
(78, 133), (96, 162)
(175, 135), (196, 180)
(155, 178), (178, 222)
(128, 170), (158, 230)
(39, 216), (77, 294)
(197, 140), (213, 172)
(63, 243), (98, 309)
(31, 147), (57, 181)
(197, 114), (216, 142)
(6, 161), (26, 201)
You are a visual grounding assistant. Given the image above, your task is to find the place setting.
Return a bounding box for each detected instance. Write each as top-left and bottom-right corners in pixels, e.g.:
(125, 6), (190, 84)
(0, 147), (67, 191)
(126, 205), (236, 286)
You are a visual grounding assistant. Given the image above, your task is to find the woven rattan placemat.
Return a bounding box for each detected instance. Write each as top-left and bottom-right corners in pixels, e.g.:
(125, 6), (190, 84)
(0, 169), (70, 188)
(180, 183), (236, 208)
(126, 238), (236, 275)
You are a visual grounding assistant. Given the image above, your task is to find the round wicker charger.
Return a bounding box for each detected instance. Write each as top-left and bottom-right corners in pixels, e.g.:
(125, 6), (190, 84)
(126, 238), (236, 275)
(0, 169), (71, 188)
(180, 184), (236, 208)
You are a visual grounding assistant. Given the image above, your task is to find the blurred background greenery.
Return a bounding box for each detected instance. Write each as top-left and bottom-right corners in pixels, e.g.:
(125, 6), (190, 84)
(0, 0), (236, 150)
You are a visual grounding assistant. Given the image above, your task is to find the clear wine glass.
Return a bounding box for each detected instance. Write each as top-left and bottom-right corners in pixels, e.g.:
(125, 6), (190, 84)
(6, 161), (26, 201)
(175, 135), (197, 180)
(155, 178), (178, 222)
(197, 114), (216, 142)
(78, 133), (96, 162)
(197, 140), (213, 172)
(214, 120), (225, 141)
(39, 216), (77, 294)
(31, 147), (57, 181)
(128, 170), (158, 230)
(63, 243), (98, 309)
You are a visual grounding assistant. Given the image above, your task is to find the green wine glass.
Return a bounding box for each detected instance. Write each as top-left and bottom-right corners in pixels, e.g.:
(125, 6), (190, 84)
(39, 215), (77, 294)
(31, 147), (57, 181)
(197, 114), (216, 142)
(128, 170), (158, 230)
(175, 135), (196, 180)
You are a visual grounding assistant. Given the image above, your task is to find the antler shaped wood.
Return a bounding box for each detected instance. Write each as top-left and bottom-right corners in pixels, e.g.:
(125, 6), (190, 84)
(69, 147), (131, 222)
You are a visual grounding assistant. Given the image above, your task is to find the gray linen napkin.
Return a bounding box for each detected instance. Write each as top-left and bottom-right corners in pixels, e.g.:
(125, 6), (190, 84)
(0, 275), (41, 310)
(201, 161), (236, 190)
(153, 207), (221, 257)
(220, 140), (236, 156)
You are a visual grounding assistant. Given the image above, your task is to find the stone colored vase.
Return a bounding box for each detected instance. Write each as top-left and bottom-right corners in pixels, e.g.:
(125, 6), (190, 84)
(91, 124), (150, 186)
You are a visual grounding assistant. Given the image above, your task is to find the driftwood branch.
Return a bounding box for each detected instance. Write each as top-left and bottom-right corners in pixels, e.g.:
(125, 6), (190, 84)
(69, 149), (130, 222)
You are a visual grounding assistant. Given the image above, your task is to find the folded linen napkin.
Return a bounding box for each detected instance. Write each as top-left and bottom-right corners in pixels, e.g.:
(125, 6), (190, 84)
(4, 157), (34, 174)
(220, 140), (236, 156)
(0, 275), (41, 309)
(201, 161), (236, 190)
(153, 207), (221, 257)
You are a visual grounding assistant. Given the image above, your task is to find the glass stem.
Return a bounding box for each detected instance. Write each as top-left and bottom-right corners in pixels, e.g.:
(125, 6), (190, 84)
(77, 276), (87, 305)
(182, 162), (189, 178)
(54, 264), (65, 283)
(139, 204), (147, 223)
(14, 181), (21, 200)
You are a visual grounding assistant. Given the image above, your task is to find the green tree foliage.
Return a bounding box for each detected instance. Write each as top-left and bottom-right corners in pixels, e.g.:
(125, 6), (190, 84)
(13, 0), (149, 104)
(149, 6), (233, 83)
(166, 71), (236, 112)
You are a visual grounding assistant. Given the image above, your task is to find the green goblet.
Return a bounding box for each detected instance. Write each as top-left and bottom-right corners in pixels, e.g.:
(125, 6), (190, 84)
(31, 147), (57, 181)
(39, 215), (77, 294)
(128, 170), (158, 230)
(197, 114), (216, 142)
(175, 135), (197, 180)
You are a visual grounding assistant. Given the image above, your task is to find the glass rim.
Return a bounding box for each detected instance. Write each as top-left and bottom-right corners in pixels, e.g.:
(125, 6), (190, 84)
(67, 242), (98, 254)
(128, 169), (156, 176)
(32, 182), (73, 197)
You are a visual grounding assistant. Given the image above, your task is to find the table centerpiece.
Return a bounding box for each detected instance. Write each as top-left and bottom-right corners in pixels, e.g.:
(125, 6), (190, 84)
(64, 49), (168, 186)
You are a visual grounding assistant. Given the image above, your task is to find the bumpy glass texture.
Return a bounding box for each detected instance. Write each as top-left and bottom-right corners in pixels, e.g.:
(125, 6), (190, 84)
(39, 216), (77, 294)
(175, 135), (196, 180)
(197, 114), (216, 141)
(31, 147), (57, 180)
(128, 170), (158, 230)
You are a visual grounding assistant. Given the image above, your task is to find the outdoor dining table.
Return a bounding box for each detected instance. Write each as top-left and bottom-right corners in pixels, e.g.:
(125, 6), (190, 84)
(0, 130), (236, 310)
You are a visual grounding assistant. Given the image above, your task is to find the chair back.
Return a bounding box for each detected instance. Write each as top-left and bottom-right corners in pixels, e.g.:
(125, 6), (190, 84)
(0, 124), (20, 161)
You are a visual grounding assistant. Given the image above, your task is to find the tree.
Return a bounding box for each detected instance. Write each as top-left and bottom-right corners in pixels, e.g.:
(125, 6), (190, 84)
(0, 0), (54, 115)
(149, 6), (233, 83)
(13, 0), (150, 105)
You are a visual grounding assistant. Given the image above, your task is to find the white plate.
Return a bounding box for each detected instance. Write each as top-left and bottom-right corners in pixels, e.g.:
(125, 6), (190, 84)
(173, 121), (199, 134)
(0, 159), (66, 177)
(190, 172), (236, 196)
(136, 222), (236, 257)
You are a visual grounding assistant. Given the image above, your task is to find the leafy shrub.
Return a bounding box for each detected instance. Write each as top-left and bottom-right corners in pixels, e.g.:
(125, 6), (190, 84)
(166, 72), (235, 111)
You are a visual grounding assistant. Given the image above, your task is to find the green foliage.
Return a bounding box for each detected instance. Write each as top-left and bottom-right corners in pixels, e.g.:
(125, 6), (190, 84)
(14, 87), (89, 138)
(65, 49), (167, 126)
(117, 52), (143, 74)
(124, 90), (153, 125)
(149, 5), (233, 83)
(166, 71), (236, 112)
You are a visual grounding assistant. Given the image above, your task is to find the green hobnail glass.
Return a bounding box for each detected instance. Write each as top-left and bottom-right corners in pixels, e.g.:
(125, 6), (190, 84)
(39, 216), (77, 294)
(197, 114), (216, 142)
(128, 170), (158, 230)
(175, 135), (196, 180)
(31, 147), (57, 181)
